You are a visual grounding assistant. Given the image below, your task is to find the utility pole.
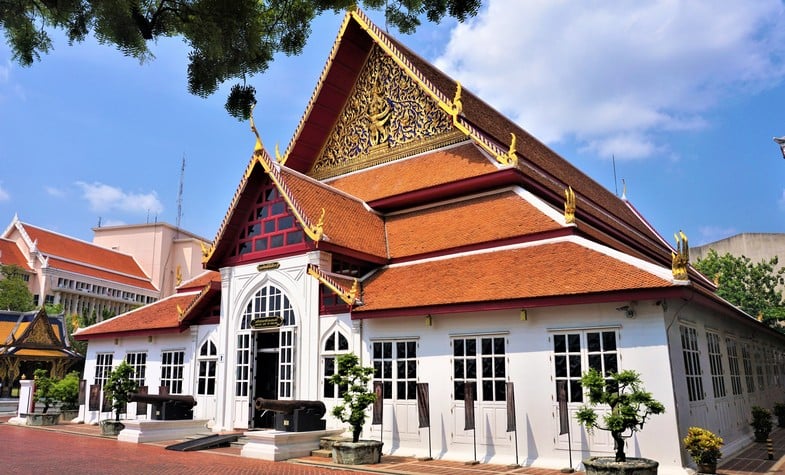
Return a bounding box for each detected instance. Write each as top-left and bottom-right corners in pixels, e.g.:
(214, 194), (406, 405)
(176, 155), (185, 237)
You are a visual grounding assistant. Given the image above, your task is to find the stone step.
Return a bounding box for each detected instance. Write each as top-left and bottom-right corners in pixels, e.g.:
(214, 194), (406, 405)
(319, 435), (351, 451)
(230, 436), (251, 448)
(310, 448), (333, 458)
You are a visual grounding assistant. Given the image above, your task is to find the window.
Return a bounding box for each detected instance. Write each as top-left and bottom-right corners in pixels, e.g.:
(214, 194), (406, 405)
(741, 343), (755, 393)
(706, 332), (725, 398)
(236, 334), (251, 397)
(372, 340), (418, 400)
(680, 325), (704, 402)
(323, 329), (349, 399)
(197, 340), (217, 396)
(726, 337), (743, 396)
(756, 346), (765, 391)
(553, 330), (618, 403)
(95, 353), (113, 388)
(125, 352), (147, 387)
(231, 184), (306, 259)
(453, 336), (505, 402)
(161, 350), (185, 394)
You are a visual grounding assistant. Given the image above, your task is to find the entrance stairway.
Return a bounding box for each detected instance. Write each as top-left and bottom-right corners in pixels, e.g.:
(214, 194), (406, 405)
(311, 435), (351, 458)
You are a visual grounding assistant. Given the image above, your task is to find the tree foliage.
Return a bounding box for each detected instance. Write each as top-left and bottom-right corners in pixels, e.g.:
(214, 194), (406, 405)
(103, 360), (138, 421)
(693, 249), (785, 327)
(575, 369), (665, 462)
(328, 352), (376, 442)
(1, 0), (482, 119)
(0, 264), (34, 311)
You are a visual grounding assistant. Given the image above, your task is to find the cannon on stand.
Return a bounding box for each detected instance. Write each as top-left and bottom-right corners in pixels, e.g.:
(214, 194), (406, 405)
(254, 398), (326, 432)
(129, 393), (197, 420)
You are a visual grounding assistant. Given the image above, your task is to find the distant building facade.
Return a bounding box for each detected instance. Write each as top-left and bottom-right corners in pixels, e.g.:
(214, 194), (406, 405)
(692, 233), (785, 293)
(0, 216), (210, 322)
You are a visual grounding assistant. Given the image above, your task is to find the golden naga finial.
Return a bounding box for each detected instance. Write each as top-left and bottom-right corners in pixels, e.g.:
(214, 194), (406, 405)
(309, 208), (326, 243)
(564, 186), (576, 224)
(672, 230), (690, 280)
(249, 102), (263, 152)
(346, 278), (359, 304)
(176, 304), (184, 318)
(175, 265), (182, 286)
(494, 132), (518, 166)
(275, 143), (288, 165)
(451, 81), (463, 116)
(200, 241), (211, 263)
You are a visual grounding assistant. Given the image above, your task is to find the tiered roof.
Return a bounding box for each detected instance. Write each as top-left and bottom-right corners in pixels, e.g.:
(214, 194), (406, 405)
(0, 237), (30, 270)
(199, 10), (740, 322)
(74, 271), (220, 339)
(4, 219), (156, 291)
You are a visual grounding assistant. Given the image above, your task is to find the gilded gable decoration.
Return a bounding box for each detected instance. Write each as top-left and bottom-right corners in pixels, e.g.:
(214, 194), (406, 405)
(306, 264), (361, 306)
(672, 231), (689, 280)
(564, 186), (576, 224)
(310, 45), (457, 179)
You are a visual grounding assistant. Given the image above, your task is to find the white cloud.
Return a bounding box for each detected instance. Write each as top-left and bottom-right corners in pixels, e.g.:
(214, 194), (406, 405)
(76, 181), (163, 215)
(45, 186), (66, 198)
(0, 183), (9, 201)
(435, 0), (785, 160)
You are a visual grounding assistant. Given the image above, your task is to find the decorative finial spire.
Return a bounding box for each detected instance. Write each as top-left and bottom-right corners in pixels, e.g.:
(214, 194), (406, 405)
(671, 230), (689, 280)
(564, 186), (576, 224)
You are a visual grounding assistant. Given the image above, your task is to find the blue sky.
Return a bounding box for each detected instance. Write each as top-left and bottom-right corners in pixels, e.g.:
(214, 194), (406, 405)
(1, 1), (785, 250)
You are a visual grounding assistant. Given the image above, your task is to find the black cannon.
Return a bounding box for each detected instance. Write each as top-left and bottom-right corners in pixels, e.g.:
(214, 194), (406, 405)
(254, 398), (326, 432)
(129, 393), (197, 421)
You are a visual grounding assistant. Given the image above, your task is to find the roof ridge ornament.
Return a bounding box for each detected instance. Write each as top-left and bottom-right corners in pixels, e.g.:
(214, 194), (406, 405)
(672, 230), (689, 281)
(249, 107), (325, 244)
(306, 264), (360, 306)
(564, 186), (576, 224)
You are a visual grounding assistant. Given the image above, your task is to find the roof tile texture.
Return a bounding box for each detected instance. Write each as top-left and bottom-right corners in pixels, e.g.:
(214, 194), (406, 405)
(0, 238), (29, 269)
(327, 143), (498, 202)
(386, 191), (561, 258)
(75, 293), (198, 336)
(282, 169), (388, 258)
(356, 241), (671, 312)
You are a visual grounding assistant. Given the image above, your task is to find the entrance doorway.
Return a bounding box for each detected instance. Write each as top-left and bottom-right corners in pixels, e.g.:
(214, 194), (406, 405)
(251, 331), (279, 428)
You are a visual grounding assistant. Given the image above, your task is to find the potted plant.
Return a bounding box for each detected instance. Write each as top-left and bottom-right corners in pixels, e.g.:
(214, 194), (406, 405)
(328, 352), (382, 464)
(683, 427), (723, 474)
(28, 369), (60, 426)
(773, 403), (785, 428)
(100, 361), (138, 436)
(576, 368), (665, 475)
(52, 371), (81, 422)
(751, 406), (772, 442)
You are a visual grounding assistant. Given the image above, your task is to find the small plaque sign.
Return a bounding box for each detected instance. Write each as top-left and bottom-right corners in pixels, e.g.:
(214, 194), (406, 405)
(251, 315), (284, 329)
(257, 262), (281, 272)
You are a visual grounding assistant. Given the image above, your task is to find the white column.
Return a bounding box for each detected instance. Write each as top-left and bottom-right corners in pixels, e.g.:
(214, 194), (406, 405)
(8, 378), (35, 425)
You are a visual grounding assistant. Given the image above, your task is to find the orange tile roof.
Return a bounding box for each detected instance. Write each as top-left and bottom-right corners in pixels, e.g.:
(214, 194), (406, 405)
(47, 257), (157, 291)
(0, 238), (29, 270)
(327, 143), (499, 202)
(178, 270), (220, 291)
(355, 241), (671, 312)
(22, 223), (153, 286)
(386, 191), (562, 258)
(74, 292), (198, 337)
(281, 168), (388, 258)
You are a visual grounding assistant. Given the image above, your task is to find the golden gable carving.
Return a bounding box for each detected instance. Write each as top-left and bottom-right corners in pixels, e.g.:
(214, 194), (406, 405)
(310, 45), (457, 179)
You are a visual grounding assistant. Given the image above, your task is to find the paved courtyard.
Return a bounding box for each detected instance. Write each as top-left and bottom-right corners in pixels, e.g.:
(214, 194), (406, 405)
(2, 416), (785, 475)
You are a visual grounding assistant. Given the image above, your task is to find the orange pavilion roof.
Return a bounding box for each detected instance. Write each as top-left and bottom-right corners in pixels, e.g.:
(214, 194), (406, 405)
(0, 238), (30, 270)
(386, 191), (563, 259)
(356, 239), (673, 315)
(21, 223), (155, 290)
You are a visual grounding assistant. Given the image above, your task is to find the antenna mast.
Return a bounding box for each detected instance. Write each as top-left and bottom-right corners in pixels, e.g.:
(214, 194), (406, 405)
(176, 155), (185, 233)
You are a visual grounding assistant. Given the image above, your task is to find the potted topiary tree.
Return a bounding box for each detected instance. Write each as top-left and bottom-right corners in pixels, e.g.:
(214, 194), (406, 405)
(29, 368), (60, 426)
(100, 361), (138, 436)
(576, 368), (665, 475)
(773, 403), (785, 428)
(683, 427), (723, 474)
(328, 353), (382, 464)
(52, 371), (81, 422)
(751, 406), (772, 442)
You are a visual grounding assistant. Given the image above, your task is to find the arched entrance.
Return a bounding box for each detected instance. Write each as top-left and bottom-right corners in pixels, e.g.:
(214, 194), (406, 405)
(235, 284), (296, 429)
